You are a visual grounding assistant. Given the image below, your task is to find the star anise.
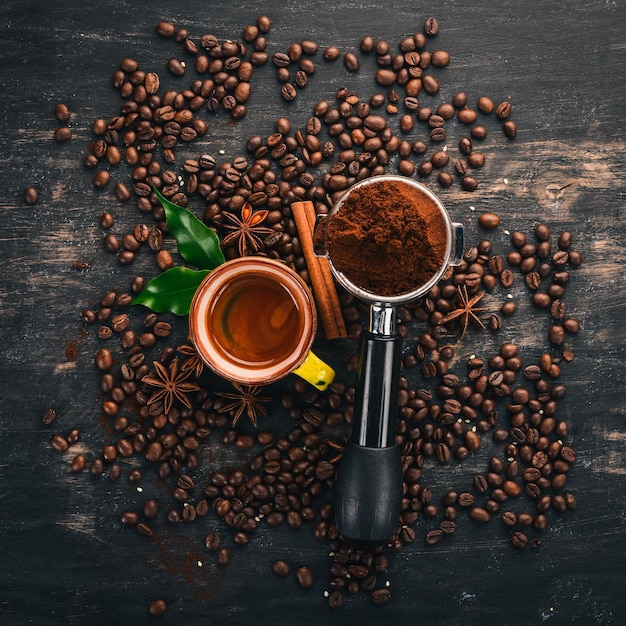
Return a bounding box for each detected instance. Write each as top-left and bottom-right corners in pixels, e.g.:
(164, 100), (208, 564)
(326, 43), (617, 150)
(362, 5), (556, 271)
(441, 285), (487, 339)
(216, 383), (270, 427)
(221, 201), (274, 257)
(177, 341), (204, 379)
(142, 358), (200, 415)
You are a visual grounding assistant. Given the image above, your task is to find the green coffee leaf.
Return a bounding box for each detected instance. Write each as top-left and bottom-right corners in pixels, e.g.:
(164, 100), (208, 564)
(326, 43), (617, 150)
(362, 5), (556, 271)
(132, 267), (210, 316)
(154, 187), (225, 270)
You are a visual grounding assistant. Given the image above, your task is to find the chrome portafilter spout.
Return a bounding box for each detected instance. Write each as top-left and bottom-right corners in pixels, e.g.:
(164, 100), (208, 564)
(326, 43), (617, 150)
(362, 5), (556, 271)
(318, 175), (464, 546)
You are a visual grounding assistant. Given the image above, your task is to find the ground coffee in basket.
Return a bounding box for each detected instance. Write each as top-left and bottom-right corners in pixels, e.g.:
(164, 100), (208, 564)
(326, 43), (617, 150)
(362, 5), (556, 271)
(325, 178), (448, 297)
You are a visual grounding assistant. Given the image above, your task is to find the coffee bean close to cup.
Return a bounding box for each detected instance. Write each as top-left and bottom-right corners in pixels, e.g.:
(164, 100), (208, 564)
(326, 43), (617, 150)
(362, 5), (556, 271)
(316, 175), (464, 544)
(189, 257), (335, 390)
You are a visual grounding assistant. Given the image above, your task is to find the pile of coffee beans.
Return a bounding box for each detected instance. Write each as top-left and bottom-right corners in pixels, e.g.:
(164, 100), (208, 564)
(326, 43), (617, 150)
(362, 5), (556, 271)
(66, 14), (520, 275)
(42, 15), (582, 613)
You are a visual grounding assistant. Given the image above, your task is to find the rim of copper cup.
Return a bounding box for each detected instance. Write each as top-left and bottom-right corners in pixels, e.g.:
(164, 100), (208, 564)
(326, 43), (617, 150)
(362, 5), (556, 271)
(188, 256), (317, 385)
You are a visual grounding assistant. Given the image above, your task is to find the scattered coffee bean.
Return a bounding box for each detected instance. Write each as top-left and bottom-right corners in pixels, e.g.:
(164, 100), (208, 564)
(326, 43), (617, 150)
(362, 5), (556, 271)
(54, 126), (72, 142)
(272, 560), (290, 576)
(295, 566), (314, 589)
(503, 120), (517, 138)
(42, 407), (57, 425)
(50, 434), (69, 453)
(71, 454), (87, 472)
(54, 102), (71, 122)
(148, 599), (167, 616)
(496, 101), (513, 119)
(371, 588), (391, 604)
(478, 213), (501, 229)
(328, 590), (343, 608)
(24, 186), (39, 205)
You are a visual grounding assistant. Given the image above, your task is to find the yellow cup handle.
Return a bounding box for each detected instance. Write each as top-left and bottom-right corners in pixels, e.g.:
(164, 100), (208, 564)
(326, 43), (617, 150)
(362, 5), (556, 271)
(293, 351), (335, 391)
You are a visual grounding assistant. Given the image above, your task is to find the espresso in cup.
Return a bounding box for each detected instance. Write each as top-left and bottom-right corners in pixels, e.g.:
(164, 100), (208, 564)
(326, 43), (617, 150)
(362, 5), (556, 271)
(190, 257), (334, 390)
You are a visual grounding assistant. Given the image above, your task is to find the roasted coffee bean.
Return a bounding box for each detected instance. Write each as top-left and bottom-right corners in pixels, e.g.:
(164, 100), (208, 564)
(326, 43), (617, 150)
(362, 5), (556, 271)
(201, 531), (220, 551)
(438, 171), (453, 188)
(93, 170), (110, 188)
(500, 300), (517, 316)
(487, 370), (504, 387)
(468, 152), (485, 168)
(461, 176), (478, 191)
(525, 271), (541, 290)
(148, 599), (167, 616)
(271, 559), (291, 576)
(487, 313), (502, 330)
(281, 83), (297, 101)
(458, 492), (475, 507)
(424, 17), (439, 35)
(532, 292), (551, 308)
(24, 186), (40, 205)
(422, 75), (440, 95)
(426, 529), (444, 545)
(552, 271), (570, 286)
(136, 521), (153, 537)
(503, 120), (517, 138)
(371, 588), (391, 604)
(54, 126), (72, 142)
(328, 590), (343, 608)
(343, 52), (360, 72)
(464, 430), (481, 451)
(183, 504), (197, 521)
(458, 108), (478, 124)
(153, 321), (172, 337)
(501, 511), (517, 526)
(100, 212), (115, 229)
(430, 150), (449, 168)
(54, 102), (71, 123)
(560, 446), (577, 463)
(548, 325), (566, 345)
(167, 58), (185, 76)
(478, 213), (500, 229)
(436, 442), (450, 463)
(431, 50), (450, 67)
(95, 348), (113, 370)
(142, 499), (159, 519)
(469, 507), (490, 523)
(50, 434), (69, 453)
(120, 510), (139, 526)
(471, 125), (488, 140)
(474, 96), (493, 115)
(459, 136), (473, 154)
(472, 474), (489, 493)
(296, 565), (314, 589)
(42, 408), (57, 425)
(439, 520), (456, 535)
(218, 548), (230, 566)
(500, 269), (514, 288)
(511, 531), (528, 549)
(496, 101), (513, 119)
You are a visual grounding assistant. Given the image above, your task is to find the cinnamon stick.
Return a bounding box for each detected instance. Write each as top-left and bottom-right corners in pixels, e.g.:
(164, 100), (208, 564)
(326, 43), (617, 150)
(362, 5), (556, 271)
(291, 201), (347, 340)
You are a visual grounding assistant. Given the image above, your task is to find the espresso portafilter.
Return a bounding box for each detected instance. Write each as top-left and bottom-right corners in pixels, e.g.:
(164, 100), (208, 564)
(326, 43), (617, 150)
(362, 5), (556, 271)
(316, 175), (464, 545)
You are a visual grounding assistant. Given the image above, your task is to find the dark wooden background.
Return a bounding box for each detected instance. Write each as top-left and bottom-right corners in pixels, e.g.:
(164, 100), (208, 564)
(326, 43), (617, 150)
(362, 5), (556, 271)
(1, 0), (625, 624)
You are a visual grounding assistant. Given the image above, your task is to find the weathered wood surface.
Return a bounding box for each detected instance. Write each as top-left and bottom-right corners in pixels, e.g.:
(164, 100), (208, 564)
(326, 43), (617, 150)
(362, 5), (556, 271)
(1, 1), (625, 624)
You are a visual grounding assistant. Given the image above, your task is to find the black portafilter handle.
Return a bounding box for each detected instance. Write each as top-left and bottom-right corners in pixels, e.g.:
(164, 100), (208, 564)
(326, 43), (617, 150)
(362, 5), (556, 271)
(335, 323), (403, 546)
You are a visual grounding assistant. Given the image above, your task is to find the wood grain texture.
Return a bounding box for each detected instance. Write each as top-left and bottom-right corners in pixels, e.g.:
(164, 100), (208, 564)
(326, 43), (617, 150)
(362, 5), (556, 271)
(1, 1), (625, 625)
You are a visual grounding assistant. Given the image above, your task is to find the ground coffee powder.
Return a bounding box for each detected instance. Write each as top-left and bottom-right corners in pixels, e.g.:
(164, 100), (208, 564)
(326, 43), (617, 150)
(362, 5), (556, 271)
(325, 178), (448, 297)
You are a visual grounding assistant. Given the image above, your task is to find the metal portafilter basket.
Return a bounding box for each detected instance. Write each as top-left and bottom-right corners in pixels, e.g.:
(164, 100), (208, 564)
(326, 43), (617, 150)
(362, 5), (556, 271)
(316, 175), (464, 545)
